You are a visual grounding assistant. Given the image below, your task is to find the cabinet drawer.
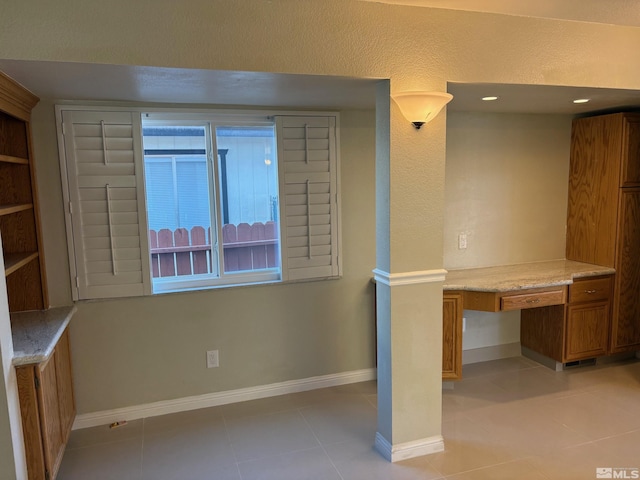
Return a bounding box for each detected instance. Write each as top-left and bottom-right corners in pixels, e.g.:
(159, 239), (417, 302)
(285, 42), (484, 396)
(501, 289), (565, 311)
(569, 277), (612, 304)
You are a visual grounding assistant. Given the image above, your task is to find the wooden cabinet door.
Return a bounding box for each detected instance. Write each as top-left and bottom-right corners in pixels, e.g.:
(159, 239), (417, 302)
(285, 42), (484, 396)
(566, 114), (622, 267)
(565, 302), (610, 361)
(36, 356), (64, 480)
(611, 188), (640, 352)
(54, 330), (76, 444)
(622, 116), (640, 186)
(442, 292), (463, 380)
(16, 367), (46, 480)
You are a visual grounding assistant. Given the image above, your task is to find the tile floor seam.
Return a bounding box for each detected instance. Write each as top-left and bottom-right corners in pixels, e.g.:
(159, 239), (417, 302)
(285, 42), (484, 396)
(221, 410), (244, 467)
(235, 444), (342, 480)
(138, 427), (144, 480)
(585, 389), (640, 417)
(235, 462), (244, 480)
(64, 436), (141, 452)
(438, 456), (541, 479)
(242, 442), (327, 464)
(550, 410), (640, 444)
(296, 406), (346, 480)
(463, 364), (542, 381)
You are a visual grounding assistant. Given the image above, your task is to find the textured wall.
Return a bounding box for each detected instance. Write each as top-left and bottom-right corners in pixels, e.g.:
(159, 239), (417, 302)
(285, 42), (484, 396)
(2, 0), (640, 416)
(444, 112), (572, 269)
(30, 104), (377, 413)
(444, 112), (572, 351)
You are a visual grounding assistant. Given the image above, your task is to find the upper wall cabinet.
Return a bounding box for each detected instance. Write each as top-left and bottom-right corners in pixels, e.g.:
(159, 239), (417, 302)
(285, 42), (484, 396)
(566, 112), (640, 354)
(0, 71), (48, 311)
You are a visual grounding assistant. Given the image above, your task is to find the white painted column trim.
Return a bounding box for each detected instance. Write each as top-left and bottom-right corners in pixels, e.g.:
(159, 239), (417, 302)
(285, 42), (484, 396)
(375, 432), (445, 462)
(372, 268), (448, 286)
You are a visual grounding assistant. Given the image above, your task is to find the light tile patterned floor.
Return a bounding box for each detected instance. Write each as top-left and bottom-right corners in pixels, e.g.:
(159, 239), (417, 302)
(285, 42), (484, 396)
(58, 356), (640, 480)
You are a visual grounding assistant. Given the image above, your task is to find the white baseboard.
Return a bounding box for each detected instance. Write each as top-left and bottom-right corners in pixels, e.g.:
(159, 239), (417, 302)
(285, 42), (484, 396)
(462, 342), (521, 365)
(73, 368), (377, 430)
(374, 432), (445, 462)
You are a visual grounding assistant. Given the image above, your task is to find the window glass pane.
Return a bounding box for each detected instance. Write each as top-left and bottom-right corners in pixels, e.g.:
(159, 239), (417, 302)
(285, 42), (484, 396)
(143, 126), (214, 281)
(176, 157), (210, 231)
(216, 126), (279, 274)
(144, 158), (176, 231)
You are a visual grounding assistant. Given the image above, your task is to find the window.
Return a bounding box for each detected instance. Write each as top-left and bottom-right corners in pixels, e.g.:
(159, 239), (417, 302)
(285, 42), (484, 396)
(58, 108), (340, 300)
(141, 119), (280, 292)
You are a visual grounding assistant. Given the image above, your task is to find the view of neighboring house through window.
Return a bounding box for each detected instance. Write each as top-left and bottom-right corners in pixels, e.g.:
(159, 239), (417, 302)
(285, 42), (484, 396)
(142, 120), (280, 292)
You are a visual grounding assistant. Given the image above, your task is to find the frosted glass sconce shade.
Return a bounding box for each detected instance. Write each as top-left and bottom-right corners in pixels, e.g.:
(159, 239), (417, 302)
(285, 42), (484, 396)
(391, 91), (453, 129)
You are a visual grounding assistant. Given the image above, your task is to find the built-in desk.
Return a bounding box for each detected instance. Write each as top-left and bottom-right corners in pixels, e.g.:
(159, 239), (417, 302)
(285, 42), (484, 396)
(443, 260), (615, 377)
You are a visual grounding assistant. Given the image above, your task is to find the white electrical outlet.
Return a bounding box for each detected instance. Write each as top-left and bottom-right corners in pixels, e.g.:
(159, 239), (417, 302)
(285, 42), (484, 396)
(458, 233), (468, 250)
(206, 350), (219, 368)
(462, 317), (466, 332)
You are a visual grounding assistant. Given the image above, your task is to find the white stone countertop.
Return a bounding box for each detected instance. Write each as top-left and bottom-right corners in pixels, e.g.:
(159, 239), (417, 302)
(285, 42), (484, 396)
(444, 259), (615, 293)
(11, 305), (77, 366)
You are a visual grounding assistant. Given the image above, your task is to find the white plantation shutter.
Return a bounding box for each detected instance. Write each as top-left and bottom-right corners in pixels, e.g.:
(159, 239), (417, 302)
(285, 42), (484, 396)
(276, 115), (340, 281)
(60, 110), (151, 300)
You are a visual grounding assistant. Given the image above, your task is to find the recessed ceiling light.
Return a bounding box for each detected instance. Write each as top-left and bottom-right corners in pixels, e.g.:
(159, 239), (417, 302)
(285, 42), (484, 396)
(573, 98), (590, 104)
(482, 96), (499, 101)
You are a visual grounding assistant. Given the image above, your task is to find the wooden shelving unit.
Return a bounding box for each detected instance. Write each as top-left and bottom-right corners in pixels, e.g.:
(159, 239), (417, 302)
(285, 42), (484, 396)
(0, 70), (48, 311)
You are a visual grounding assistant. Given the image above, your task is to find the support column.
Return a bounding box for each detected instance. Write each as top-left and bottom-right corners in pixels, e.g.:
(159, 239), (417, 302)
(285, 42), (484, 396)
(374, 80), (447, 462)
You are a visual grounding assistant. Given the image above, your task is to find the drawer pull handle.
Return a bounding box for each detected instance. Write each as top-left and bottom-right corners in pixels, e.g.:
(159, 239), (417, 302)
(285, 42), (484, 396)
(526, 298), (541, 304)
(585, 289), (597, 294)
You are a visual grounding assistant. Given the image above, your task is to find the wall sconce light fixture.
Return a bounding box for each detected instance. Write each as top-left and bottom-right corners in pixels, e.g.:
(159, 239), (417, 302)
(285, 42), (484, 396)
(391, 91), (453, 129)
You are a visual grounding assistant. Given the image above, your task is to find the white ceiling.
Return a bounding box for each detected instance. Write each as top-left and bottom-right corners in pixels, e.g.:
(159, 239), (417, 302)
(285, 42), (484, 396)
(362, 0), (640, 27)
(0, 60), (379, 110)
(447, 83), (640, 115)
(2, 59), (640, 117)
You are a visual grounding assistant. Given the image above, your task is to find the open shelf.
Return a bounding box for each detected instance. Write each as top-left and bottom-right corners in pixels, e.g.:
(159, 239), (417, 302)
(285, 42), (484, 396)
(4, 252), (39, 277)
(0, 203), (33, 216)
(0, 154), (29, 165)
(1, 71), (47, 312)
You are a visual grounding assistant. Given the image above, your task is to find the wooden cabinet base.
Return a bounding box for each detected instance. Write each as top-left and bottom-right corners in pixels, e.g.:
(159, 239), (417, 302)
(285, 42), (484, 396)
(443, 292), (463, 380)
(521, 276), (612, 364)
(16, 329), (75, 480)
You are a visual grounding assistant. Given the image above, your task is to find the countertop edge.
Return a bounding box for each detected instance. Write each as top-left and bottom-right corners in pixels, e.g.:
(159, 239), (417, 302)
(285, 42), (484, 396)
(442, 261), (615, 293)
(11, 305), (77, 366)
(443, 280), (573, 293)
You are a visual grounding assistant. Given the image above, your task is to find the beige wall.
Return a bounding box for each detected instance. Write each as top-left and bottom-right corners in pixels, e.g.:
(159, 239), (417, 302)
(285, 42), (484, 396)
(3, 0), (640, 416)
(444, 111), (573, 350)
(444, 112), (572, 269)
(30, 105), (377, 413)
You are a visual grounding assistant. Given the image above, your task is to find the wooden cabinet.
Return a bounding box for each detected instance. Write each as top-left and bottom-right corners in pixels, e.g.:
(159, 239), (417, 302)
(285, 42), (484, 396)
(16, 328), (75, 480)
(0, 71), (47, 312)
(564, 276), (612, 361)
(521, 275), (613, 363)
(566, 113), (640, 353)
(442, 292), (463, 380)
(611, 188), (640, 351)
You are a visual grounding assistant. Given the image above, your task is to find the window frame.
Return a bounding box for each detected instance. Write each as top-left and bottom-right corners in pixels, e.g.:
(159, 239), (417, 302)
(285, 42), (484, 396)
(141, 114), (282, 293)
